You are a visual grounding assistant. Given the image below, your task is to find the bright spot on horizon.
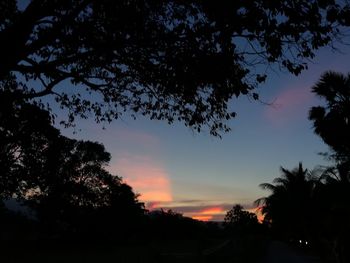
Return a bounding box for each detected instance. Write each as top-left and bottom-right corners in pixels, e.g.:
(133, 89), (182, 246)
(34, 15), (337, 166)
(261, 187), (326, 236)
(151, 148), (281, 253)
(189, 206), (226, 221)
(192, 215), (213, 221)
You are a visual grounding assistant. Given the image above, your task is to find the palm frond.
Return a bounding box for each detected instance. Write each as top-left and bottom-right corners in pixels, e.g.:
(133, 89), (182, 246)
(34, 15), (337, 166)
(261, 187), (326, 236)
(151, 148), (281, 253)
(254, 197), (267, 207)
(259, 183), (276, 191)
(272, 177), (289, 185)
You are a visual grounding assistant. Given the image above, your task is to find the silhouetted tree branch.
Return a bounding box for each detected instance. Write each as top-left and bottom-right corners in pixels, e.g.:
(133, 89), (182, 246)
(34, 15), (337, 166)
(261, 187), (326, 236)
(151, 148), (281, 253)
(0, 97), (145, 239)
(1, 1), (350, 135)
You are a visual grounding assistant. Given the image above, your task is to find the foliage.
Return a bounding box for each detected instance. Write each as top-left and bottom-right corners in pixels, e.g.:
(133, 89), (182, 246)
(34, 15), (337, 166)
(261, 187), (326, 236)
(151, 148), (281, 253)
(0, 91), (60, 199)
(255, 163), (316, 239)
(224, 204), (259, 232)
(312, 165), (350, 263)
(257, 162), (350, 262)
(309, 71), (350, 164)
(147, 209), (205, 239)
(0, 100), (145, 239)
(307, 71), (350, 262)
(1, 1), (350, 135)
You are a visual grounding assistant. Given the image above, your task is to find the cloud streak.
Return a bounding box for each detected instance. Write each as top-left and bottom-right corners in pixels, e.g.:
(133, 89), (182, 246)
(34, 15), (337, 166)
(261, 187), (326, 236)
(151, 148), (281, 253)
(264, 85), (314, 126)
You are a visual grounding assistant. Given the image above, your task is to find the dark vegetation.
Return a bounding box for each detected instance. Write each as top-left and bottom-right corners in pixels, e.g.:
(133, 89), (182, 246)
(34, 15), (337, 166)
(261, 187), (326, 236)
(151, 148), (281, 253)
(256, 72), (350, 263)
(1, 1), (350, 262)
(1, 0), (350, 135)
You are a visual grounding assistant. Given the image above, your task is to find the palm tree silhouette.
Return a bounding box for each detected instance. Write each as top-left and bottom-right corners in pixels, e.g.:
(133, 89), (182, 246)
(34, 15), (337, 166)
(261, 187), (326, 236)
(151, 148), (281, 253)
(308, 71), (350, 263)
(309, 71), (350, 164)
(314, 164), (350, 263)
(255, 163), (315, 240)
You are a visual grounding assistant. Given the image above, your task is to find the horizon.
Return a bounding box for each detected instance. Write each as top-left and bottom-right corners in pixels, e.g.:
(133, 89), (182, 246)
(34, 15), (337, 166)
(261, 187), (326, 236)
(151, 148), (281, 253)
(14, 0), (350, 222)
(56, 43), (350, 222)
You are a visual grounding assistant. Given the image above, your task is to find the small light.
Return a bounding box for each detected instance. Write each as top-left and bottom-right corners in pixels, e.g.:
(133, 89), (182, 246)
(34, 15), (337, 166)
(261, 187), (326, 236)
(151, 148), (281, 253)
(299, 240), (302, 244)
(305, 241), (308, 245)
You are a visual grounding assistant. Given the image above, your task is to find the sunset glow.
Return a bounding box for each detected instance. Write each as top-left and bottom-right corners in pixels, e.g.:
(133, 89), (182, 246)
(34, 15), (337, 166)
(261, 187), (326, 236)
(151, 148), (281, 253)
(111, 155), (172, 203)
(192, 215), (212, 221)
(199, 207), (224, 215)
(247, 207), (265, 223)
(188, 206), (226, 221)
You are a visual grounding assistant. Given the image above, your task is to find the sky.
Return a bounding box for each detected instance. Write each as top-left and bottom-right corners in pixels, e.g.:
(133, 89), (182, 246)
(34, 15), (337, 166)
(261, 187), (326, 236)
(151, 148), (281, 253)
(16, 0), (350, 222)
(55, 43), (350, 222)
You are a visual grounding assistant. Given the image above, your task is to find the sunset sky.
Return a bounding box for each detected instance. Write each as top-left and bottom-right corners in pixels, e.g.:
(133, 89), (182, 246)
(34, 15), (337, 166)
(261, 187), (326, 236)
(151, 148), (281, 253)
(15, 0), (350, 223)
(15, 0), (345, 222)
(52, 42), (350, 222)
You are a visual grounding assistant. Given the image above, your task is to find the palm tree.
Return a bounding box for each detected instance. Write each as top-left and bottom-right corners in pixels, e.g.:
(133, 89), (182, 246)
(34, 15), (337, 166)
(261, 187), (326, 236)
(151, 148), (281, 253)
(308, 71), (350, 262)
(255, 163), (315, 239)
(314, 164), (350, 263)
(309, 71), (350, 164)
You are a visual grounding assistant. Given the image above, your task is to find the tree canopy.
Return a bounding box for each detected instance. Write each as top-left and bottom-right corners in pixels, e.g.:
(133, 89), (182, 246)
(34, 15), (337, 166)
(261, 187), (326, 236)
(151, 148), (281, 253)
(309, 71), (350, 164)
(1, 0), (350, 135)
(0, 98), (145, 239)
(224, 204), (259, 233)
(255, 163), (315, 239)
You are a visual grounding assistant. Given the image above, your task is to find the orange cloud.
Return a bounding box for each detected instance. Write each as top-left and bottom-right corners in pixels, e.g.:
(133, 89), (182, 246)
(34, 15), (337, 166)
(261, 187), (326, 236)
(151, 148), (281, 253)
(189, 206), (226, 221)
(200, 207), (224, 215)
(110, 155), (172, 203)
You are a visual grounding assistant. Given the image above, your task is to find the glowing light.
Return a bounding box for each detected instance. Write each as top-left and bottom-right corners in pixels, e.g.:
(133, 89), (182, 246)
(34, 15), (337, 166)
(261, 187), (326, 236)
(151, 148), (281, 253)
(247, 207), (265, 223)
(189, 206), (226, 221)
(200, 207), (224, 215)
(140, 191), (172, 202)
(146, 202), (161, 210)
(192, 215), (212, 221)
(111, 155), (172, 203)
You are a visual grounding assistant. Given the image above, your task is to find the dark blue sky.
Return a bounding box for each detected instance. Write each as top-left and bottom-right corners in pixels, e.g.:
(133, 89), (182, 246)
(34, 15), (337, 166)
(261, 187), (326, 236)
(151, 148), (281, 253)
(16, 0), (350, 221)
(58, 43), (350, 221)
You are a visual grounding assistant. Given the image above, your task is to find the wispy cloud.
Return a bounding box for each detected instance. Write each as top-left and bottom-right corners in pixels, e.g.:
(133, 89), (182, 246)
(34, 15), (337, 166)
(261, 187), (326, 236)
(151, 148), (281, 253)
(264, 85), (314, 126)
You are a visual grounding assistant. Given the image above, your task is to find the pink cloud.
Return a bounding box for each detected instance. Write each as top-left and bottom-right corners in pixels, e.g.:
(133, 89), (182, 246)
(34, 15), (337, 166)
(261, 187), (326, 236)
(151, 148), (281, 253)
(264, 85), (314, 126)
(110, 155), (172, 203)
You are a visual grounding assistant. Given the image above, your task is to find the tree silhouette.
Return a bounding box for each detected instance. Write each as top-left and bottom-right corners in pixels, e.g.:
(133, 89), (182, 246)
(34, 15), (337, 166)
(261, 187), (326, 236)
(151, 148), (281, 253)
(255, 163), (315, 240)
(308, 71), (350, 262)
(312, 164), (350, 263)
(224, 204), (259, 234)
(0, 101), (145, 239)
(1, 1), (350, 135)
(0, 92), (60, 200)
(309, 71), (350, 164)
(147, 209), (204, 240)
